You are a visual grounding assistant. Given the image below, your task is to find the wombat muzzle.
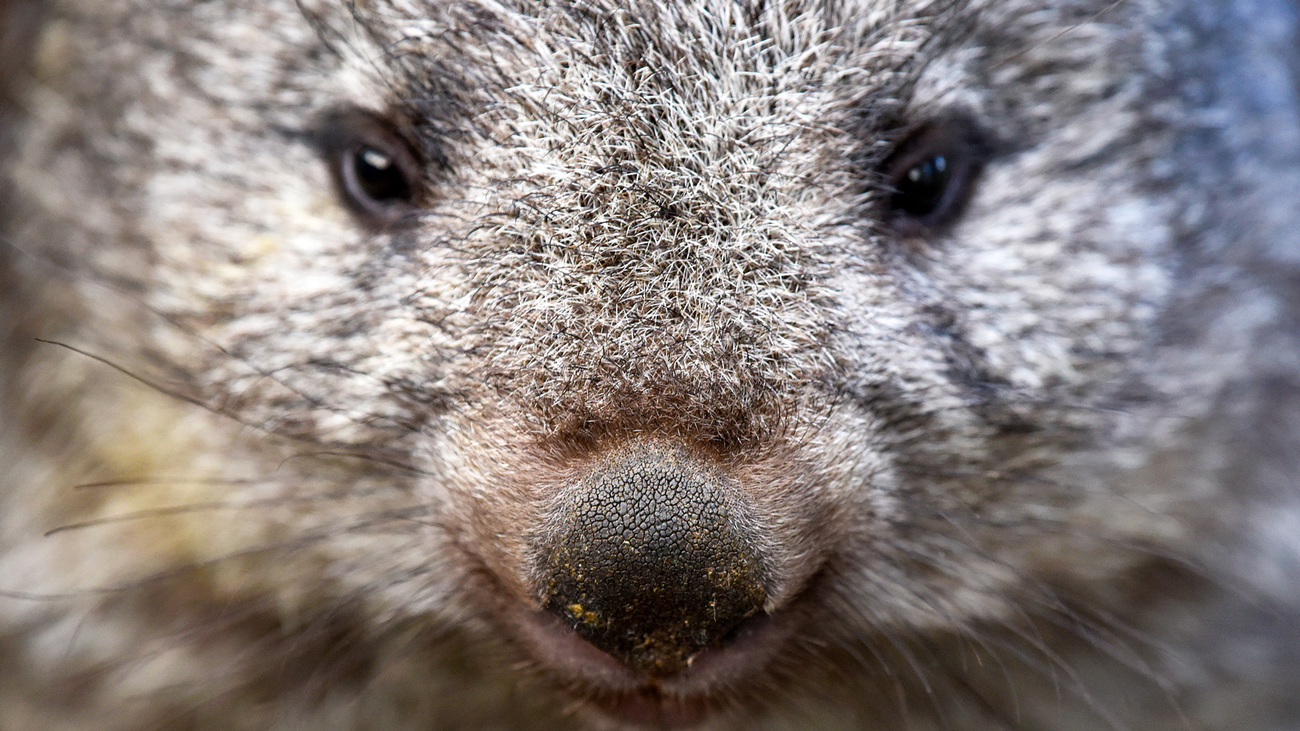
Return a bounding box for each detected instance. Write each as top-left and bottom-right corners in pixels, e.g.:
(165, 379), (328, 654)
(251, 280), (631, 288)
(536, 444), (768, 677)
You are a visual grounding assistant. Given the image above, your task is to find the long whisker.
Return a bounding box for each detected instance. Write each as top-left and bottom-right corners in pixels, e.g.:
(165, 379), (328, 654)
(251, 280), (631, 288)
(0, 505), (433, 602)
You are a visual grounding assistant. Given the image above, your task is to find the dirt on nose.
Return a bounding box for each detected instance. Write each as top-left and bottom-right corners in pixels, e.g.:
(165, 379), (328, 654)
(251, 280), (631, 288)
(535, 442), (769, 677)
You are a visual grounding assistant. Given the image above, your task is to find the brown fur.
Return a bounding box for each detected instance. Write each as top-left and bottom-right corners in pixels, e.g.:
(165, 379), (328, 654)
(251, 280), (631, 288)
(3, 0), (1300, 729)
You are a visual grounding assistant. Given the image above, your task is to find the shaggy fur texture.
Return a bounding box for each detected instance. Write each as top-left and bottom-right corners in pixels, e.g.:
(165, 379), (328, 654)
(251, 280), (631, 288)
(2, 0), (1299, 728)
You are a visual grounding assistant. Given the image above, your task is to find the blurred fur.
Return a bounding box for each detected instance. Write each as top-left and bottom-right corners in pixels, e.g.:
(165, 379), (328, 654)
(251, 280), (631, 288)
(2, 0), (1300, 729)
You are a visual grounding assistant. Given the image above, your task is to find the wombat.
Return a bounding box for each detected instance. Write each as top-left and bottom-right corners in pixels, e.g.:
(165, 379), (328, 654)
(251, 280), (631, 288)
(2, 0), (1299, 729)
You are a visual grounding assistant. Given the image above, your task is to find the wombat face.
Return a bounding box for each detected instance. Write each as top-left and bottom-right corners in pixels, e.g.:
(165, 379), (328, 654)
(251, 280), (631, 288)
(6, 0), (1277, 728)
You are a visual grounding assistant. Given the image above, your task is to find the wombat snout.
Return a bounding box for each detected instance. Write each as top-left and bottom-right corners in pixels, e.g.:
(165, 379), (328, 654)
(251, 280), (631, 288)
(536, 444), (768, 677)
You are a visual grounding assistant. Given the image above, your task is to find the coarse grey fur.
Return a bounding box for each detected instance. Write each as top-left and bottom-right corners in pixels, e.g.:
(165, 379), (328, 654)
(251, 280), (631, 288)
(2, 0), (1300, 729)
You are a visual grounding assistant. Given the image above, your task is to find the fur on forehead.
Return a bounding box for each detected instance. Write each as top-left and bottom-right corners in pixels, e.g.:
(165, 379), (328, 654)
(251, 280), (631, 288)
(308, 0), (964, 112)
(304, 0), (1141, 175)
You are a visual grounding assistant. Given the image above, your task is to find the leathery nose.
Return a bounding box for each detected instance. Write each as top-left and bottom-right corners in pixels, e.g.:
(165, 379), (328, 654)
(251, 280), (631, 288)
(535, 442), (769, 677)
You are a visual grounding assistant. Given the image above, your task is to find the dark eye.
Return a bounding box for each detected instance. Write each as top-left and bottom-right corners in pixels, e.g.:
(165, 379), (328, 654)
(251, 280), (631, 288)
(880, 118), (988, 232)
(350, 146), (411, 204)
(895, 154), (952, 217)
(317, 109), (422, 227)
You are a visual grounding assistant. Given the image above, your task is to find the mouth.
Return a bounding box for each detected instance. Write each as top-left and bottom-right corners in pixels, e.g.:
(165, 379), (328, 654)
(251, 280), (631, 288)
(472, 438), (831, 726)
(509, 604), (796, 726)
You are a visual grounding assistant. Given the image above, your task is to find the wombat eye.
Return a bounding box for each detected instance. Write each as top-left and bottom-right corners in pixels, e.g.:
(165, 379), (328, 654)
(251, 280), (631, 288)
(880, 118), (987, 232)
(349, 146), (411, 207)
(316, 108), (422, 227)
(894, 154), (951, 217)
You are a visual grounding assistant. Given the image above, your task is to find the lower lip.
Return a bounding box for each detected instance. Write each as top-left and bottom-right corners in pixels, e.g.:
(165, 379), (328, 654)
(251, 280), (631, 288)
(508, 605), (794, 725)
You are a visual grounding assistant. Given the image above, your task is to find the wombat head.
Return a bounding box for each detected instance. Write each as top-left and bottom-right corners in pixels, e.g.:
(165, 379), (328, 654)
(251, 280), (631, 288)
(5, 0), (1298, 728)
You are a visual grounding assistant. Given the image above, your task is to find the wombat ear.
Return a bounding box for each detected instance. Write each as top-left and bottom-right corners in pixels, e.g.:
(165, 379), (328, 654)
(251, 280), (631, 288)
(314, 107), (424, 229)
(878, 116), (990, 235)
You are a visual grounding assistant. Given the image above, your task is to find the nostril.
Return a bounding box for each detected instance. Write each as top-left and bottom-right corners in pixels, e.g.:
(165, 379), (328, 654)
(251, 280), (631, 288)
(536, 444), (768, 677)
